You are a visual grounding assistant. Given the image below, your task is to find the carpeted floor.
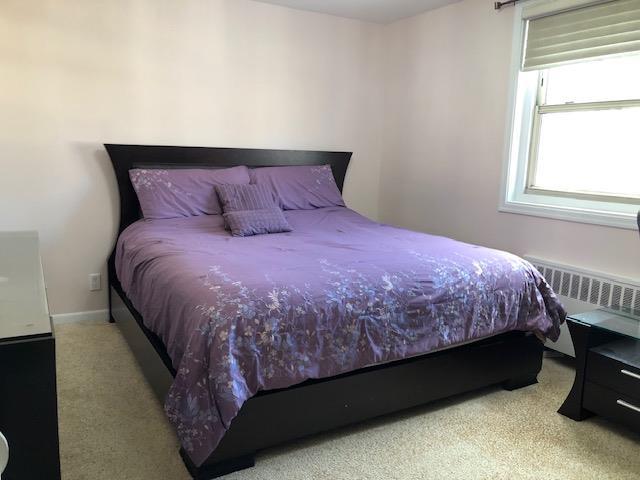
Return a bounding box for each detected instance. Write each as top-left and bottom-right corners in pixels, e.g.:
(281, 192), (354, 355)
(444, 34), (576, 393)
(56, 322), (640, 480)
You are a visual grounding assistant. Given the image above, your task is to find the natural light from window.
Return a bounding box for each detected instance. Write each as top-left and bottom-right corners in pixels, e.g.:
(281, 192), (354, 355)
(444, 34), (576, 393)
(530, 56), (640, 201)
(544, 56), (640, 104)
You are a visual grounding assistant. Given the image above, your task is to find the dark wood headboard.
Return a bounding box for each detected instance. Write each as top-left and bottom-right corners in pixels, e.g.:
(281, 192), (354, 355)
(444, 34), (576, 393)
(105, 144), (352, 236)
(105, 144), (352, 295)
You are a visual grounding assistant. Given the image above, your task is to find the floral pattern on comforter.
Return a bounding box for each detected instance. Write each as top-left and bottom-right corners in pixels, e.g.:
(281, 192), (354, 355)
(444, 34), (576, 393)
(115, 207), (564, 466)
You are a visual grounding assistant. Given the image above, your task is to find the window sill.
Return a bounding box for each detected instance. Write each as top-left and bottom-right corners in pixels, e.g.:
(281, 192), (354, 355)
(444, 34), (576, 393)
(499, 197), (638, 230)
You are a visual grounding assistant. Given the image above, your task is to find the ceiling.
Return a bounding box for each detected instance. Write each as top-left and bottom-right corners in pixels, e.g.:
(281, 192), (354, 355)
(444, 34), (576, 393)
(251, 0), (462, 24)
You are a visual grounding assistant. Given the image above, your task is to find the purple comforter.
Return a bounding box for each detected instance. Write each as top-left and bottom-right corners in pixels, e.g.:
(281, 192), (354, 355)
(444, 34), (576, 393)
(115, 207), (564, 466)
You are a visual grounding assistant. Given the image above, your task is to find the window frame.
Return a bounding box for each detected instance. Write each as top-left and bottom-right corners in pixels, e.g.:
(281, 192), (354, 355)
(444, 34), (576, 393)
(500, 0), (640, 231)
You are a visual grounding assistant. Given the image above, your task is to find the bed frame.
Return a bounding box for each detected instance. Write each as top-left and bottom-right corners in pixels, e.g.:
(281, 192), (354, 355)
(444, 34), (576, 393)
(105, 144), (544, 480)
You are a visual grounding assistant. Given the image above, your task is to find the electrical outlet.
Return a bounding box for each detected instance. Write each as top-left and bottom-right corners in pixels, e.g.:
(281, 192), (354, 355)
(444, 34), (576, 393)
(89, 273), (101, 291)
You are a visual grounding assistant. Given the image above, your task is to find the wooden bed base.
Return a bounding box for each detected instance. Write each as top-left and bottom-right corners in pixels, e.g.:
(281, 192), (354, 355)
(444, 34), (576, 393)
(106, 144), (544, 479)
(111, 285), (542, 479)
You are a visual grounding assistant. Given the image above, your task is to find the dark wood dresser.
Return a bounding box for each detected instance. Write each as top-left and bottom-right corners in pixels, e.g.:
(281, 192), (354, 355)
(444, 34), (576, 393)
(584, 338), (640, 430)
(559, 308), (640, 433)
(0, 232), (61, 480)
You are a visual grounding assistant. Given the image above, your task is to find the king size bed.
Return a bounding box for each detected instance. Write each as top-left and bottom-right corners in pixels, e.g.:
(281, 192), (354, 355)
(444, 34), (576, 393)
(106, 144), (565, 479)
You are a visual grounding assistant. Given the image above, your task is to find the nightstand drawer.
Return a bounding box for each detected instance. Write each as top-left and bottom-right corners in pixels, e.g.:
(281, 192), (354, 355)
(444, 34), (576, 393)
(587, 341), (640, 400)
(583, 382), (640, 432)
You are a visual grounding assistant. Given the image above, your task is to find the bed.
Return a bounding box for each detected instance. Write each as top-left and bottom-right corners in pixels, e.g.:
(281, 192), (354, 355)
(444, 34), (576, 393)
(106, 144), (565, 479)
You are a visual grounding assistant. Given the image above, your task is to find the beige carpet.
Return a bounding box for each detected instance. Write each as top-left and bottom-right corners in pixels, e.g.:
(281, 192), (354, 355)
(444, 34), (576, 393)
(56, 322), (640, 480)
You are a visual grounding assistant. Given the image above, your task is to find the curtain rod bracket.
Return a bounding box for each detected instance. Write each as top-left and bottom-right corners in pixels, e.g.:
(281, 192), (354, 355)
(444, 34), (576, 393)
(495, 0), (519, 10)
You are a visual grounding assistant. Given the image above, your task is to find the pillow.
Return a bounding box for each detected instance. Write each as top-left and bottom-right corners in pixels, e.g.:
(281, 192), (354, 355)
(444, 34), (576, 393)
(224, 208), (292, 237)
(215, 184), (292, 237)
(249, 165), (345, 210)
(129, 166), (250, 219)
(215, 183), (277, 213)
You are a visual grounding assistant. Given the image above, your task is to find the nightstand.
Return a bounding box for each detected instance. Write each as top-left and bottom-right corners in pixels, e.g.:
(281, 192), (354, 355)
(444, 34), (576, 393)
(0, 232), (61, 480)
(559, 307), (640, 432)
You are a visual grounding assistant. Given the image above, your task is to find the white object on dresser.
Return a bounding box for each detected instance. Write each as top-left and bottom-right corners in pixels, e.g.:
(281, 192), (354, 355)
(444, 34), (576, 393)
(0, 431), (8, 478)
(0, 232), (51, 339)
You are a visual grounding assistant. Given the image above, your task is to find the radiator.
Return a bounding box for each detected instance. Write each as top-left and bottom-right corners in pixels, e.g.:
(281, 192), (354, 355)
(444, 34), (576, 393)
(524, 256), (640, 357)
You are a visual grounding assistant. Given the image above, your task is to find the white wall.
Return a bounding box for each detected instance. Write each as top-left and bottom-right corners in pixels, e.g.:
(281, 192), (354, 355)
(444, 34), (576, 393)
(0, 0), (385, 314)
(1, 0), (637, 316)
(380, 0), (640, 281)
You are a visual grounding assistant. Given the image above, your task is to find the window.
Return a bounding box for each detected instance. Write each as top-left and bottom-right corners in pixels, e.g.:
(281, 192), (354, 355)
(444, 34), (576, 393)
(530, 56), (640, 202)
(502, 0), (640, 229)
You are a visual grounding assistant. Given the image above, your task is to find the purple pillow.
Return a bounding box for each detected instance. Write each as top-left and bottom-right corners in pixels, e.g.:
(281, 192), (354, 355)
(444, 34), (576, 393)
(215, 184), (292, 237)
(215, 183), (277, 212)
(129, 166), (250, 219)
(224, 208), (292, 237)
(249, 165), (345, 210)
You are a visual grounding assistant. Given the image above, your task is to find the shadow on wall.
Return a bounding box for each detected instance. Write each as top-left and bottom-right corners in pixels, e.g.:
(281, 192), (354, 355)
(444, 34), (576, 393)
(39, 143), (119, 314)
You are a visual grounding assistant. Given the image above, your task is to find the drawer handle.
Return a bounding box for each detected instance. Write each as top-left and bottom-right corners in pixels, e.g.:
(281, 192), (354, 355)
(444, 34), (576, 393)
(617, 399), (640, 414)
(621, 369), (640, 381)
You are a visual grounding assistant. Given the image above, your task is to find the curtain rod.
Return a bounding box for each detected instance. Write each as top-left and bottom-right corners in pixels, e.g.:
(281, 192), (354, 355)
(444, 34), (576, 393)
(494, 0), (520, 9)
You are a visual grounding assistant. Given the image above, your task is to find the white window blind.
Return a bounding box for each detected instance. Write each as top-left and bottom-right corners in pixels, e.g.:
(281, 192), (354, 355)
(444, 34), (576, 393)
(522, 0), (640, 71)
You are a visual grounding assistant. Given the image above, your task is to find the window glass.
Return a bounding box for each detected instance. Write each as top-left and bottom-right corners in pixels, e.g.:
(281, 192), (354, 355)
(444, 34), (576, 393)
(544, 55), (640, 105)
(532, 107), (640, 199)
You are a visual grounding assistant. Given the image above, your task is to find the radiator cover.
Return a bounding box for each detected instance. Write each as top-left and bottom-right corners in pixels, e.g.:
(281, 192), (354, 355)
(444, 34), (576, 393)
(524, 256), (639, 357)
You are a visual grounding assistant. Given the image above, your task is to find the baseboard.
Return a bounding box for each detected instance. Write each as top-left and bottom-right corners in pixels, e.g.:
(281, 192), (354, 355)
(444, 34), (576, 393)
(51, 309), (110, 325)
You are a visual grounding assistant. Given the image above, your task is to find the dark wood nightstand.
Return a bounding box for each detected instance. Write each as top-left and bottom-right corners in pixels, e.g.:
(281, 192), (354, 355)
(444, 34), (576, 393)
(0, 232), (61, 480)
(559, 308), (640, 432)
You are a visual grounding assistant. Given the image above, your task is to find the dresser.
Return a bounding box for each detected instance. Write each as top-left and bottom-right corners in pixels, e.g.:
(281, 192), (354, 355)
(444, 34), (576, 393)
(0, 232), (61, 480)
(559, 308), (640, 432)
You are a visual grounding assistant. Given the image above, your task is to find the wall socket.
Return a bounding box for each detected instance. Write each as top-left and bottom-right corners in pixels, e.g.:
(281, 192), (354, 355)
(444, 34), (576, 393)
(89, 273), (102, 291)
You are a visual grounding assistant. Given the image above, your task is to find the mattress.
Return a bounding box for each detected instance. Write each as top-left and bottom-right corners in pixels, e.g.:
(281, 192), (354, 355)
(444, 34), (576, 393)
(115, 206), (565, 466)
